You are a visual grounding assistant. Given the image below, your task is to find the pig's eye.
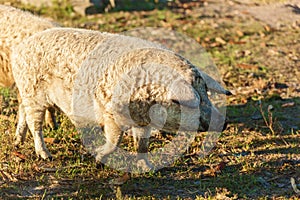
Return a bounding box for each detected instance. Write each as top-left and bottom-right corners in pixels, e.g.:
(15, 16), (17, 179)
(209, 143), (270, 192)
(171, 99), (180, 105)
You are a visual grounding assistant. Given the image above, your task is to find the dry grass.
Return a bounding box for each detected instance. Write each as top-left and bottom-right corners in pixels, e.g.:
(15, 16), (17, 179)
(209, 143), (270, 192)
(0, 0), (299, 199)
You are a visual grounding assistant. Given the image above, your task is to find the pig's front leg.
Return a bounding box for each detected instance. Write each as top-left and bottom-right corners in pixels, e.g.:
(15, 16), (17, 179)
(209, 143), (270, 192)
(15, 103), (28, 147)
(95, 113), (123, 165)
(132, 126), (154, 171)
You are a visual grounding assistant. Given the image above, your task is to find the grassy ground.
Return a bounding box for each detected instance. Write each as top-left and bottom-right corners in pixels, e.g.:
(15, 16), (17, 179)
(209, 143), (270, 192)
(0, 0), (299, 199)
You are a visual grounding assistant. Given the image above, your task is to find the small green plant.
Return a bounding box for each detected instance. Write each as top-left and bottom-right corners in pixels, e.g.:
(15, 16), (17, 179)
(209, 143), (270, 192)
(259, 101), (275, 135)
(0, 1), (299, 199)
(258, 100), (284, 135)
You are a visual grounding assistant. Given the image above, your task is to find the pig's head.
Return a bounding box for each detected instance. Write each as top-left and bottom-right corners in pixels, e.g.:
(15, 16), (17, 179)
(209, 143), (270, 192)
(162, 69), (228, 133)
(124, 65), (230, 133)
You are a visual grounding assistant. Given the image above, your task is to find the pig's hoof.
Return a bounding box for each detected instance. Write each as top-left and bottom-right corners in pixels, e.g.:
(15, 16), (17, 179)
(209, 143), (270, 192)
(45, 120), (58, 130)
(95, 153), (107, 169)
(14, 138), (24, 148)
(37, 150), (53, 161)
(136, 159), (155, 173)
(96, 162), (106, 169)
(14, 141), (21, 149)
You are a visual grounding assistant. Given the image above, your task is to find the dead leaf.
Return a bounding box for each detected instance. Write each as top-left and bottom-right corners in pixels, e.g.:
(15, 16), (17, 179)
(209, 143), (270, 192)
(236, 30), (244, 37)
(109, 173), (131, 185)
(182, 3), (189, 9)
(203, 162), (227, 177)
(12, 151), (26, 160)
(229, 40), (246, 45)
(268, 49), (279, 56)
(209, 43), (217, 47)
(264, 25), (271, 32)
(214, 161), (226, 172)
(282, 102), (295, 107)
(215, 37), (226, 45)
(44, 138), (58, 144)
(204, 37), (210, 42)
(259, 31), (265, 38)
(260, 42), (266, 47)
(243, 50), (252, 56)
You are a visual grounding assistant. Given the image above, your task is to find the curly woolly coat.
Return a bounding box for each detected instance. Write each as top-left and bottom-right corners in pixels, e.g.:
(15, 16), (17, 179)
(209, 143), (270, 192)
(0, 5), (59, 129)
(12, 27), (229, 170)
(0, 5), (58, 87)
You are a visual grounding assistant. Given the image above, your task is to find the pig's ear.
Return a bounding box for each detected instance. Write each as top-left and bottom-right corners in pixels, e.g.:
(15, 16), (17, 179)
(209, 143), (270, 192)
(197, 70), (232, 95)
(167, 79), (200, 108)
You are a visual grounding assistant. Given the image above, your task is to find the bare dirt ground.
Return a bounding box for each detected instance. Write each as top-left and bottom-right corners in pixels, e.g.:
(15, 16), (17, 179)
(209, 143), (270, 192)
(233, 0), (300, 27)
(0, 0), (299, 199)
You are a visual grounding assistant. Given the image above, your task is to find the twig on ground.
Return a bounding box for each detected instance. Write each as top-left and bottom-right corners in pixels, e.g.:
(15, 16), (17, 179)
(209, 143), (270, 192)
(259, 101), (275, 135)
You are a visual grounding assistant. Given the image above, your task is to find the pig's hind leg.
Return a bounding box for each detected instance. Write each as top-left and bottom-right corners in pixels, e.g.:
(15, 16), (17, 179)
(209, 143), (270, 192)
(23, 100), (52, 160)
(45, 107), (58, 129)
